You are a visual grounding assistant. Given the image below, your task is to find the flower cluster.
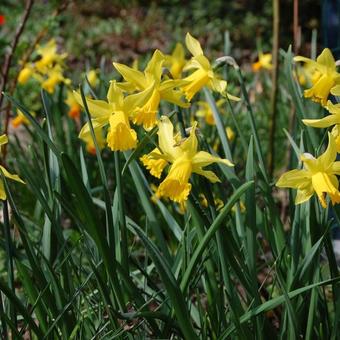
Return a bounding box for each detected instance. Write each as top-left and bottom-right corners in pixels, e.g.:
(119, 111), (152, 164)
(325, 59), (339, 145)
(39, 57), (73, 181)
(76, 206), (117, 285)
(75, 33), (237, 203)
(18, 39), (70, 94)
(277, 48), (340, 208)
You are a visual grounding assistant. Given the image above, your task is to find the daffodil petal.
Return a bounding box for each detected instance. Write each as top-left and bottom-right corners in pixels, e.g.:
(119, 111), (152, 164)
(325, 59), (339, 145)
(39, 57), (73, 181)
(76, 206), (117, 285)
(316, 48), (336, 70)
(319, 133), (337, 168)
(295, 186), (314, 205)
(113, 62), (145, 90)
(79, 120), (107, 140)
(276, 169), (309, 189)
(185, 33), (204, 57)
(157, 116), (177, 159)
(107, 80), (124, 106)
(331, 85), (340, 96)
(144, 50), (164, 80)
(302, 114), (340, 128)
(192, 151), (233, 167)
(193, 168), (221, 183)
(180, 123), (198, 157)
(73, 91), (112, 118)
(0, 134), (8, 146)
(0, 166), (25, 184)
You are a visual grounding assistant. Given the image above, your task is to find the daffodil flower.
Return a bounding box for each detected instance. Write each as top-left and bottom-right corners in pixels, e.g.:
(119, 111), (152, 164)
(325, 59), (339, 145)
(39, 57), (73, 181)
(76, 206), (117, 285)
(0, 135), (25, 200)
(302, 100), (340, 150)
(35, 39), (67, 72)
(252, 53), (273, 72)
(113, 50), (189, 129)
(65, 90), (81, 119)
(86, 69), (99, 88)
(181, 33), (239, 102)
(75, 80), (153, 151)
(18, 63), (34, 84)
(164, 42), (187, 79)
(12, 109), (34, 128)
(141, 116), (233, 203)
(294, 48), (340, 106)
(81, 127), (106, 155)
(41, 65), (70, 94)
(276, 133), (340, 208)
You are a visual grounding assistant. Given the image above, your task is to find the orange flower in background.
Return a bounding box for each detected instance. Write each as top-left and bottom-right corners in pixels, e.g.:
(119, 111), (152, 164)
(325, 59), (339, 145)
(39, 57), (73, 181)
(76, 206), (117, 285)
(65, 91), (81, 120)
(0, 15), (5, 26)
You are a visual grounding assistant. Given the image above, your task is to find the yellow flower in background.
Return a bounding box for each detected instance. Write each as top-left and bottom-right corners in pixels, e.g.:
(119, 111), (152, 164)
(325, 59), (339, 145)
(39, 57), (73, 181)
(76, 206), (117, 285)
(74, 80), (152, 151)
(18, 64), (34, 84)
(65, 90), (81, 120)
(81, 128), (106, 155)
(196, 99), (225, 125)
(199, 193), (224, 210)
(252, 53), (273, 72)
(294, 48), (340, 106)
(303, 101), (340, 152)
(18, 39), (68, 94)
(86, 69), (98, 88)
(276, 133), (340, 208)
(35, 39), (67, 72)
(142, 116), (233, 203)
(113, 49), (189, 129)
(165, 42), (187, 79)
(226, 126), (235, 142)
(182, 33), (239, 102)
(12, 109), (35, 128)
(41, 65), (70, 94)
(0, 135), (25, 200)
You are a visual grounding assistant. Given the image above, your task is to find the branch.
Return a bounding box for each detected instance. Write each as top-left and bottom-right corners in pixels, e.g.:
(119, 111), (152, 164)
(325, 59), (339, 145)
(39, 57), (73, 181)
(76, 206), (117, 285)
(0, 0), (34, 111)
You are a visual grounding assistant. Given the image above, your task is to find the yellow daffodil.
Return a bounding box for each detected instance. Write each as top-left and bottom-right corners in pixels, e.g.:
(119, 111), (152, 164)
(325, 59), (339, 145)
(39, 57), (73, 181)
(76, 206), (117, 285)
(196, 99), (225, 125)
(12, 109), (35, 128)
(302, 100), (340, 151)
(81, 127), (106, 155)
(41, 65), (70, 94)
(199, 193), (224, 210)
(75, 80), (151, 151)
(276, 133), (340, 208)
(35, 39), (67, 72)
(113, 50), (189, 129)
(181, 33), (239, 102)
(86, 69), (98, 88)
(0, 135), (25, 200)
(294, 48), (340, 106)
(65, 90), (81, 119)
(18, 64), (34, 84)
(226, 126), (235, 142)
(141, 116), (233, 203)
(252, 53), (273, 72)
(165, 42), (187, 79)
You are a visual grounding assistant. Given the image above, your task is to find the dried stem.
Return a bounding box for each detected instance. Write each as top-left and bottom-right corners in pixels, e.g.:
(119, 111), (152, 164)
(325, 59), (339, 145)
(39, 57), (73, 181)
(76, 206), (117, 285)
(0, 0), (34, 111)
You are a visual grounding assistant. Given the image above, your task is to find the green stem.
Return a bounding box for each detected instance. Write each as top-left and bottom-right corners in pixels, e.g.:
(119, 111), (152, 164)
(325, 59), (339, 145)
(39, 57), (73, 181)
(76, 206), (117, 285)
(3, 200), (16, 329)
(236, 68), (269, 184)
(115, 151), (129, 272)
(268, 0), (280, 177)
